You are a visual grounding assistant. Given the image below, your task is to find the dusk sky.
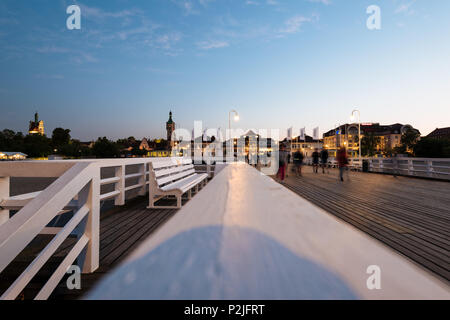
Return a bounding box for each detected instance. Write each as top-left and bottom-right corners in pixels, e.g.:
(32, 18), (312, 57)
(0, 0), (449, 141)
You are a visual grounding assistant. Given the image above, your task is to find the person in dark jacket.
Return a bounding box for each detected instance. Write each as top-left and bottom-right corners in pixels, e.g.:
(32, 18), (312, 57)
(320, 149), (329, 174)
(312, 148), (320, 173)
(292, 149), (304, 177)
(336, 147), (349, 182)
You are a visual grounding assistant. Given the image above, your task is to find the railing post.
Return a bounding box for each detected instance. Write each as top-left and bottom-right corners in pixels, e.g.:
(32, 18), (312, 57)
(138, 163), (146, 196)
(77, 166), (100, 274)
(408, 159), (413, 176)
(427, 160), (433, 178)
(0, 176), (10, 226)
(115, 165), (125, 206)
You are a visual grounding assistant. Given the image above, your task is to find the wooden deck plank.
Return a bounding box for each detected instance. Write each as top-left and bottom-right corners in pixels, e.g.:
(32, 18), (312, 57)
(279, 166), (450, 282)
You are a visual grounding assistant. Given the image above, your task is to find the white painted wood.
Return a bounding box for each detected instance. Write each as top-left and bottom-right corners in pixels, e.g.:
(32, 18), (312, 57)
(368, 157), (450, 180)
(100, 176), (120, 186)
(0, 205), (89, 300)
(138, 163), (147, 196)
(0, 199), (78, 211)
(0, 157), (191, 300)
(124, 183), (145, 192)
(148, 159), (208, 209)
(155, 164), (195, 178)
(0, 162), (93, 274)
(114, 165), (125, 206)
(35, 235), (89, 300)
(0, 176), (10, 226)
(99, 190), (121, 201)
(88, 163), (450, 300)
(80, 171), (100, 274)
(39, 227), (63, 235)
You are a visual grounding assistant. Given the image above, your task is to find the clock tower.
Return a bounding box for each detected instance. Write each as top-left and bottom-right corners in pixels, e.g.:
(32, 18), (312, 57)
(166, 111), (175, 149)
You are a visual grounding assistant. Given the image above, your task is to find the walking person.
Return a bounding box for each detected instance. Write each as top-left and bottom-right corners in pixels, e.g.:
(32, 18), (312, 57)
(285, 152), (291, 178)
(276, 143), (289, 182)
(292, 149), (304, 177)
(336, 146), (349, 182)
(312, 148), (320, 173)
(320, 148), (329, 174)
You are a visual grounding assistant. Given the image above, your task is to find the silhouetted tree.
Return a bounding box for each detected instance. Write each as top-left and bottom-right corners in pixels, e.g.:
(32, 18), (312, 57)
(51, 128), (71, 151)
(361, 133), (380, 157)
(92, 137), (120, 158)
(413, 138), (450, 158)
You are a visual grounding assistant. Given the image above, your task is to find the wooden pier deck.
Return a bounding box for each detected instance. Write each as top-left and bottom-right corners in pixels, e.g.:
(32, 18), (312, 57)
(279, 165), (450, 283)
(0, 198), (178, 300)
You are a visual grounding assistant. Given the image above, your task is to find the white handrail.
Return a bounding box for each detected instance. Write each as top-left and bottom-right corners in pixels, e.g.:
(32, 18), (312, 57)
(368, 157), (450, 180)
(0, 157), (191, 300)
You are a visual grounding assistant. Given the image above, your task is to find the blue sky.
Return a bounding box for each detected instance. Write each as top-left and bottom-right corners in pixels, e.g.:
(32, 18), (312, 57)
(0, 0), (449, 140)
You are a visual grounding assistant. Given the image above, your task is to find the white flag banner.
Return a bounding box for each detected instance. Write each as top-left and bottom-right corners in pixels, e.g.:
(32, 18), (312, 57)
(287, 127), (293, 140)
(313, 127), (320, 140)
(300, 127), (305, 140)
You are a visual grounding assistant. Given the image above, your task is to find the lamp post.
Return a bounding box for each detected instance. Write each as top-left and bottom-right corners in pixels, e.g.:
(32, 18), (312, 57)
(351, 109), (361, 160)
(229, 109), (239, 138)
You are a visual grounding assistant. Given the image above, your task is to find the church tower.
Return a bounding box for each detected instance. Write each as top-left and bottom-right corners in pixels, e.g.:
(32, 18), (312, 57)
(29, 112), (45, 135)
(166, 111), (175, 149)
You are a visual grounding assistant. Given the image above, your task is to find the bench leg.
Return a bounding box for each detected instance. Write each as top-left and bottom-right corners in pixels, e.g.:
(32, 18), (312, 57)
(188, 189), (192, 200)
(177, 195), (182, 209)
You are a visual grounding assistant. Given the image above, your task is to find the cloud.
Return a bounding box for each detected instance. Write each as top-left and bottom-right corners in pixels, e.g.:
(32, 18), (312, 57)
(171, 0), (199, 15)
(71, 52), (98, 64)
(395, 2), (415, 15)
(37, 46), (69, 54)
(78, 3), (141, 20)
(197, 40), (229, 50)
(279, 15), (313, 34)
(307, 0), (332, 5)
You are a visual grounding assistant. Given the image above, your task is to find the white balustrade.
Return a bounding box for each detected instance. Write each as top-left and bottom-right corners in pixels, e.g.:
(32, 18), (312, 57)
(367, 157), (450, 180)
(0, 157), (187, 300)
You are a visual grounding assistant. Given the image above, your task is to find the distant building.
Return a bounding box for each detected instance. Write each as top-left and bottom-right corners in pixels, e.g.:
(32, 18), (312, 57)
(166, 111), (176, 150)
(288, 135), (323, 158)
(323, 123), (420, 157)
(0, 151), (27, 160)
(427, 127), (450, 140)
(28, 112), (45, 135)
(139, 138), (152, 151)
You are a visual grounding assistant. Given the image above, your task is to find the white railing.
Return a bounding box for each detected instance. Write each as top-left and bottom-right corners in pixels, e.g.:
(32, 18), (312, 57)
(368, 157), (450, 180)
(0, 157), (186, 300)
(305, 157), (450, 180)
(304, 157), (362, 170)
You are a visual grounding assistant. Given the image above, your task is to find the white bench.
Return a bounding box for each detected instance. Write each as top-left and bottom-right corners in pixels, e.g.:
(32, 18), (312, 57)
(148, 158), (209, 209)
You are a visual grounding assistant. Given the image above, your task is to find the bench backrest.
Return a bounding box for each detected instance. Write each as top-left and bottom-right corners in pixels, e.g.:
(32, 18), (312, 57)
(150, 158), (196, 188)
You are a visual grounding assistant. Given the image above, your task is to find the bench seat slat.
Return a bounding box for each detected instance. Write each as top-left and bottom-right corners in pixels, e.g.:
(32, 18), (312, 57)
(157, 169), (196, 186)
(161, 173), (208, 193)
(155, 164), (194, 178)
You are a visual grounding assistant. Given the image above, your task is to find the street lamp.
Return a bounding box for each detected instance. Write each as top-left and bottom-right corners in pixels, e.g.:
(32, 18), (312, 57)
(351, 109), (361, 160)
(229, 109), (239, 138)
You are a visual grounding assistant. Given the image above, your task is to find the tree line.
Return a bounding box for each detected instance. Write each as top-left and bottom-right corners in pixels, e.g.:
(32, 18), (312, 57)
(0, 128), (169, 159)
(361, 128), (450, 158)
